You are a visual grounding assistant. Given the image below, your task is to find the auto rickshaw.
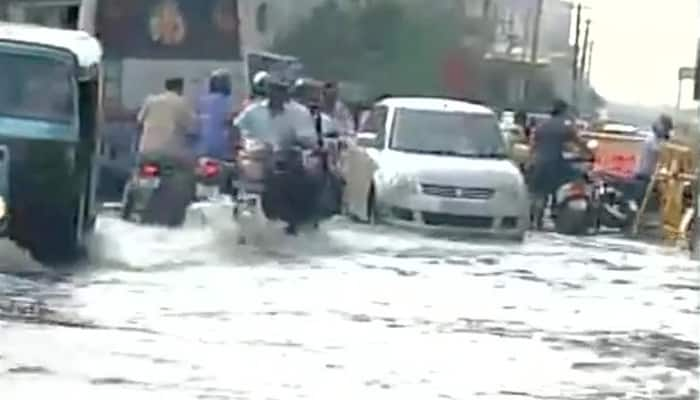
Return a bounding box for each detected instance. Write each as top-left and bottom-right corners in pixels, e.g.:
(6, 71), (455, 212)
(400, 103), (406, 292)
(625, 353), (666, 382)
(0, 23), (103, 263)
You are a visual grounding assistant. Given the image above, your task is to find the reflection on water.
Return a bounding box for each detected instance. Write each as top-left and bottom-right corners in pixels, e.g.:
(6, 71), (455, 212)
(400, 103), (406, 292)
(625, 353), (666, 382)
(0, 209), (697, 399)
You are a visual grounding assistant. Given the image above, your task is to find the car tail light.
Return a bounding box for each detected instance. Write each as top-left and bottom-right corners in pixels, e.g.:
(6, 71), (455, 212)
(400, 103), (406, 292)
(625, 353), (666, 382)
(199, 159), (221, 178)
(140, 163), (159, 177)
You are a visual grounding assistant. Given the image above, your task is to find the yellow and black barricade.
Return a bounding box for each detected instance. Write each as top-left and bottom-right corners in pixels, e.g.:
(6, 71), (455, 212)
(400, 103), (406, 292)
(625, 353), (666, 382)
(633, 141), (697, 244)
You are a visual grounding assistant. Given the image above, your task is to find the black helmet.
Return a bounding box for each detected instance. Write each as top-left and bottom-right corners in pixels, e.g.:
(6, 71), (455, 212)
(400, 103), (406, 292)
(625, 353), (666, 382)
(658, 114), (674, 131)
(653, 114), (674, 139)
(551, 99), (569, 116)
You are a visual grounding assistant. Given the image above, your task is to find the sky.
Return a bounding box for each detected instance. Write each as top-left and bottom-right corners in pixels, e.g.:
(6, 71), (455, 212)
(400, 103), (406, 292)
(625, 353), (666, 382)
(581, 0), (699, 107)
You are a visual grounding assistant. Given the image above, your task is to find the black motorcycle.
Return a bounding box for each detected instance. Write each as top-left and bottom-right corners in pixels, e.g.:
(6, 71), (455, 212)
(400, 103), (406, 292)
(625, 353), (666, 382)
(589, 172), (639, 233)
(232, 138), (331, 239)
(120, 156), (195, 227)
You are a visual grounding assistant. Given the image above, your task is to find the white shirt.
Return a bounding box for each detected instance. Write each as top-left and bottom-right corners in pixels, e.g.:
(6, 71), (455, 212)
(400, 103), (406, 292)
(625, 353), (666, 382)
(233, 100), (317, 149)
(636, 134), (661, 177)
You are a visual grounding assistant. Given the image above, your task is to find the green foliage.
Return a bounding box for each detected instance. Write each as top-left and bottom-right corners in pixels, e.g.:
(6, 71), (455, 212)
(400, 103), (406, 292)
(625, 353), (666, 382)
(272, 0), (464, 99)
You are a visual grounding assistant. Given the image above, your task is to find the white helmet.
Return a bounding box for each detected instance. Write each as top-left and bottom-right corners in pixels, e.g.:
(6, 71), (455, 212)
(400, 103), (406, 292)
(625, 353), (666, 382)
(252, 70), (270, 93)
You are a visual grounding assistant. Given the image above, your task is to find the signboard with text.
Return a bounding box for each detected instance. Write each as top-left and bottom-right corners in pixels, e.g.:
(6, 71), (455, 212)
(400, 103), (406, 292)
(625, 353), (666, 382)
(582, 132), (645, 179)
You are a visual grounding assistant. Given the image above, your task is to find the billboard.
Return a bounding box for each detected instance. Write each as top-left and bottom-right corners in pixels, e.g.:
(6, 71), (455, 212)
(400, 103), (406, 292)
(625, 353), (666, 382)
(96, 0), (241, 60)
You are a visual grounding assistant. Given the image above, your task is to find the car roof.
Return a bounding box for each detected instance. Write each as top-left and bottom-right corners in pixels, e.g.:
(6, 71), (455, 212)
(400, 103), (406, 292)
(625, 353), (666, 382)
(0, 22), (102, 67)
(377, 97), (495, 115)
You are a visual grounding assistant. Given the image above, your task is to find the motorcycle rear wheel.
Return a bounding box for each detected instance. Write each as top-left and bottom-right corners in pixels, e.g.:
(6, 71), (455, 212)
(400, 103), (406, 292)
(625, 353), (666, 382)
(554, 205), (590, 236)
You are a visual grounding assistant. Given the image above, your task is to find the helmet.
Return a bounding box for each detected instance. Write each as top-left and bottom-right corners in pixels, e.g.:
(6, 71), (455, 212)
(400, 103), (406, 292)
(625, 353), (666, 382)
(551, 99), (569, 116)
(653, 114), (674, 139)
(291, 78), (308, 98)
(251, 70), (270, 97)
(658, 114), (674, 131)
(209, 68), (231, 95)
(291, 78), (322, 106)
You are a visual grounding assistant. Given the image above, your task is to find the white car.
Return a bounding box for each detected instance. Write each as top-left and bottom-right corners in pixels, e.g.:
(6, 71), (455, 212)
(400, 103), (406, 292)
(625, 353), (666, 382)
(342, 97), (530, 241)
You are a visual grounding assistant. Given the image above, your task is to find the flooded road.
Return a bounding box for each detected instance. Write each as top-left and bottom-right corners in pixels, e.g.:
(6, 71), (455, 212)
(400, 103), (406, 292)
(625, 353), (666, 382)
(0, 206), (697, 399)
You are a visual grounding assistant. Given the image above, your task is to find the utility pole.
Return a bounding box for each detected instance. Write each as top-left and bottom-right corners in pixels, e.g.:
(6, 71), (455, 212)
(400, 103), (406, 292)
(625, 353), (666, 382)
(579, 19), (591, 83)
(523, 0), (544, 105)
(585, 41), (594, 83)
(578, 18), (590, 112)
(571, 3), (582, 110)
(529, 0), (544, 64)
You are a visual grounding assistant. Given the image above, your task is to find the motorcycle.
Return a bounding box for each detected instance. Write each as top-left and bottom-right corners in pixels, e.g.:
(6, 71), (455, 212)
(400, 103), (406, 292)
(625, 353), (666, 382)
(531, 140), (599, 235)
(121, 155), (235, 227)
(550, 155), (597, 235)
(121, 157), (195, 227)
(589, 172), (639, 232)
(232, 135), (337, 242)
(193, 157), (236, 201)
(536, 139), (641, 236)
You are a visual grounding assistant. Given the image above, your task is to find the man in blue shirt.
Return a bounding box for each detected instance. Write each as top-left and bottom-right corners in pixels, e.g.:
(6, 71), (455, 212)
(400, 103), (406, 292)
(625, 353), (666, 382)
(195, 69), (235, 160)
(629, 114), (673, 204)
(529, 100), (591, 197)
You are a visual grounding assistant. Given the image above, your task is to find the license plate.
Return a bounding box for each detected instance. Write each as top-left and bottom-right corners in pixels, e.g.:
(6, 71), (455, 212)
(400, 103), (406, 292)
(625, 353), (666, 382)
(242, 196), (257, 207)
(568, 199), (588, 211)
(136, 177), (160, 189)
(439, 199), (467, 214)
(196, 184), (219, 198)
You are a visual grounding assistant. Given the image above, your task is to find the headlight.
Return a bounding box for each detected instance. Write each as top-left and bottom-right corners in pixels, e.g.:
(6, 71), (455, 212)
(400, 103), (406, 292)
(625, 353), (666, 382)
(500, 183), (525, 198)
(396, 175), (420, 194)
(0, 196), (7, 219)
(377, 171), (420, 199)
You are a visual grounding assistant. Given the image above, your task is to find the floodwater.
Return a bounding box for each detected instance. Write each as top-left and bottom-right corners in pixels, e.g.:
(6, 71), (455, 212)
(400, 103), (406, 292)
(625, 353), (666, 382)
(0, 204), (697, 400)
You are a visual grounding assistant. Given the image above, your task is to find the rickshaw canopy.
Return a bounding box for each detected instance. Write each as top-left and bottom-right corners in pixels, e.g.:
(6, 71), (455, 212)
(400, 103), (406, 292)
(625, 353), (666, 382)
(0, 22), (102, 71)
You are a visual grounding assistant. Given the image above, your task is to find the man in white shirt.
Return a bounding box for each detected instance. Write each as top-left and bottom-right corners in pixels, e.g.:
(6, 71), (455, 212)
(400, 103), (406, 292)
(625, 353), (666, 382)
(232, 76), (320, 234)
(233, 77), (316, 150)
(320, 81), (354, 137)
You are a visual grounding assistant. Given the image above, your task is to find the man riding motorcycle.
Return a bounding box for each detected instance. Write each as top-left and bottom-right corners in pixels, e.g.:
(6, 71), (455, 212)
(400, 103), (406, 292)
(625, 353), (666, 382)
(123, 78), (197, 226)
(290, 77), (345, 217)
(195, 69), (236, 160)
(528, 99), (593, 229)
(232, 74), (323, 234)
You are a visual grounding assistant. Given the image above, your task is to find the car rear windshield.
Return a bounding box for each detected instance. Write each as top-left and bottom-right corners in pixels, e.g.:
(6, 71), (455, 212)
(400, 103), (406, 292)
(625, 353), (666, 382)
(390, 108), (507, 157)
(0, 52), (76, 125)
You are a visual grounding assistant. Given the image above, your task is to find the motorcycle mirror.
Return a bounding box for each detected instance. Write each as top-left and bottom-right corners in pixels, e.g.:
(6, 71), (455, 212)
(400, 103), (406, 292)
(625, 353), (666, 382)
(586, 139), (599, 150)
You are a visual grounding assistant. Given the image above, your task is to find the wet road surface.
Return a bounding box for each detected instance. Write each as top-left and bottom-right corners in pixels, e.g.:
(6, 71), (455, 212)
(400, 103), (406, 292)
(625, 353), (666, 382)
(0, 205), (697, 399)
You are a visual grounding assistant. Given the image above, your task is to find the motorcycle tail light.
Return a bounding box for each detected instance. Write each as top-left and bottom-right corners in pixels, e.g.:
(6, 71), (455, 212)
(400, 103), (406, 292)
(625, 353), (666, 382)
(568, 182), (587, 197)
(200, 160), (221, 178)
(139, 163), (159, 177)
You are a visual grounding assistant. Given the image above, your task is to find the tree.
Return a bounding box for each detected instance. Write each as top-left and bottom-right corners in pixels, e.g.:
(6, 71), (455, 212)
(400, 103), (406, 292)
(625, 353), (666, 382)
(273, 0), (464, 99)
